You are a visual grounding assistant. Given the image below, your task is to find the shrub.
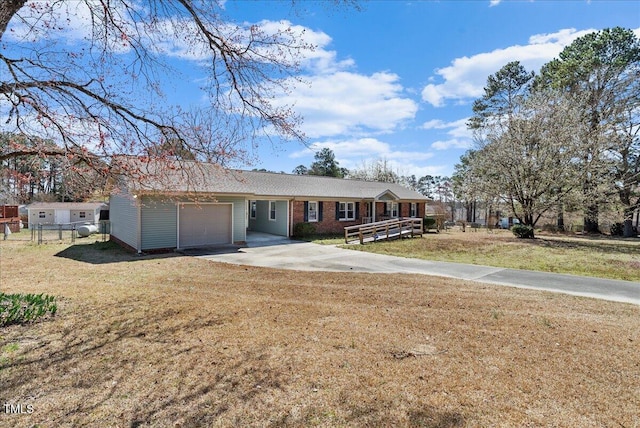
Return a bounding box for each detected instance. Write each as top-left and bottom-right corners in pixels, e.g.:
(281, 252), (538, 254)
(293, 222), (317, 238)
(610, 222), (624, 236)
(511, 224), (535, 239)
(0, 293), (57, 327)
(423, 216), (437, 231)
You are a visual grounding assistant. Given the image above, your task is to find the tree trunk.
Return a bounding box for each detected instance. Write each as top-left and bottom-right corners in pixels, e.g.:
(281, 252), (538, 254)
(0, 0), (26, 39)
(583, 204), (600, 233)
(623, 206), (635, 238)
(583, 174), (599, 233)
(556, 203), (564, 231)
(584, 205), (600, 233)
(623, 219), (634, 238)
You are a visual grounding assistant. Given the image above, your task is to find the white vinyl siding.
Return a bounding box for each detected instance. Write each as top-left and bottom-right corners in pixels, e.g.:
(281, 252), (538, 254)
(109, 192), (139, 250)
(140, 198), (177, 250)
(248, 200), (288, 236)
(135, 196), (246, 250)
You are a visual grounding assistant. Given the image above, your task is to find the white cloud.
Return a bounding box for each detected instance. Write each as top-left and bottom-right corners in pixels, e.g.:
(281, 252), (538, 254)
(290, 138), (433, 167)
(279, 72), (418, 138)
(5, 1), (136, 53)
(430, 139), (472, 151)
(421, 28), (597, 107)
(422, 117), (473, 151)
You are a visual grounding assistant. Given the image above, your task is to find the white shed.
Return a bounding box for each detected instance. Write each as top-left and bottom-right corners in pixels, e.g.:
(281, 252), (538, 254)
(27, 202), (108, 229)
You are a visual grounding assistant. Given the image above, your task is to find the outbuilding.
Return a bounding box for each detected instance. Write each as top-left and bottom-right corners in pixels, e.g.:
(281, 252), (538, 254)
(27, 202), (108, 228)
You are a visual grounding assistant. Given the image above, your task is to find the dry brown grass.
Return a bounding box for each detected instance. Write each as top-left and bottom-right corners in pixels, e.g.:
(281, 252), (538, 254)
(1, 240), (639, 427)
(342, 229), (640, 281)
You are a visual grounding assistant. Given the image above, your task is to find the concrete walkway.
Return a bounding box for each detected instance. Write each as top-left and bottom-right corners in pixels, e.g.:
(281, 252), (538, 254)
(194, 233), (640, 305)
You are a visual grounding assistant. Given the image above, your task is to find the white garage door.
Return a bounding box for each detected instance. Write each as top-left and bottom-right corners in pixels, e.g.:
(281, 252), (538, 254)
(178, 204), (232, 248)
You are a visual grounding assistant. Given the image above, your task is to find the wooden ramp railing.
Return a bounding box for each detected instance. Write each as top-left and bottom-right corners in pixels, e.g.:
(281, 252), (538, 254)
(344, 218), (423, 244)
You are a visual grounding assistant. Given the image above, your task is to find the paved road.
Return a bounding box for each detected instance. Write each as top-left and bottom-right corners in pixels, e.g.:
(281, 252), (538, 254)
(191, 235), (640, 305)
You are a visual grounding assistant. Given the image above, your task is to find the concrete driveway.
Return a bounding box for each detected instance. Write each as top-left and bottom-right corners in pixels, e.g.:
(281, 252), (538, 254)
(194, 232), (640, 305)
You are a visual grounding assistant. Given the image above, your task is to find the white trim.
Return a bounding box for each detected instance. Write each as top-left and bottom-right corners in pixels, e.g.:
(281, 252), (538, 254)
(136, 196), (142, 253)
(307, 201), (318, 222)
(286, 199), (290, 237)
(269, 200), (276, 222)
(249, 200), (256, 219)
(338, 201), (356, 221)
(386, 201), (399, 218)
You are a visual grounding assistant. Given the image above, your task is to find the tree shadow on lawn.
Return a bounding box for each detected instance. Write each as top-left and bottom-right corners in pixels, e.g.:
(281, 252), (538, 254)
(0, 295), (466, 427)
(0, 300), (281, 426)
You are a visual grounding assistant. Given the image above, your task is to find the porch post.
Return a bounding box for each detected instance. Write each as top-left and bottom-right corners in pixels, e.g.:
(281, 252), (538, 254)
(372, 200), (376, 222)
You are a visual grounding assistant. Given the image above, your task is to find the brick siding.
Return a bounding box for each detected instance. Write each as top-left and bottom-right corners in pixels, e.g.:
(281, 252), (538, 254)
(292, 200), (425, 235)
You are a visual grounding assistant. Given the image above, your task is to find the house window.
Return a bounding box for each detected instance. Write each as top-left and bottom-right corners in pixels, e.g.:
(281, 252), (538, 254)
(79, 212), (86, 219)
(269, 201), (276, 221)
(39, 212), (46, 218)
(386, 202), (398, 218)
(410, 203), (417, 218)
(308, 201), (318, 222)
(338, 202), (355, 221)
(249, 200), (256, 219)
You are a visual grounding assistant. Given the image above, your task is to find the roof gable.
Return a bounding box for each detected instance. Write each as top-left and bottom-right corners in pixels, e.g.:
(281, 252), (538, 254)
(375, 190), (400, 201)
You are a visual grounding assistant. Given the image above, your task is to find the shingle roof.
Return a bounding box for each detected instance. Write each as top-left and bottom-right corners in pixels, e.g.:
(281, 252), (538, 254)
(27, 202), (108, 210)
(125, 160), (428, 201)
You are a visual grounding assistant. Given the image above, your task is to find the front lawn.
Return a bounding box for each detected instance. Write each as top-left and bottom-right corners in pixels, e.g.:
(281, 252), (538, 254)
(339, 229), (640, 281)
(0, 240), (638, 427)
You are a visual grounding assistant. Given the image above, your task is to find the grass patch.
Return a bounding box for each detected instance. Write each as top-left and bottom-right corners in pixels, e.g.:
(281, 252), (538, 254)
(341, 229), (640, 281)
(302, 234), (345, 245)
(0, 239), (638, 426)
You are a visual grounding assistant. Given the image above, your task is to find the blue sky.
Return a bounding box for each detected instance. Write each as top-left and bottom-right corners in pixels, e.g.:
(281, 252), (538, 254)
(4, 1), (640, 179)
(225, 0), (640, 178)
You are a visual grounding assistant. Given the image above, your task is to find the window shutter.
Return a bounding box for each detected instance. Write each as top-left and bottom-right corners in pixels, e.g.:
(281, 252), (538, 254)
(303, 201), (308, 222)
(398, 203), (402, 218)
(355, 202), (360, 220)
(318, 202), (323, 221)
(384, 203), (389, 216)
(335, 202), (340, 220)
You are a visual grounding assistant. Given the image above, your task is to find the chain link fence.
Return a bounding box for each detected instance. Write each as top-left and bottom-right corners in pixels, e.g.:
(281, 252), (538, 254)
(2, 221), (110, 244)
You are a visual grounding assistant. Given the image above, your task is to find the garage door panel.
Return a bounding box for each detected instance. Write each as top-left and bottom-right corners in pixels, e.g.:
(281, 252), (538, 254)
(179, 204), (232, 248)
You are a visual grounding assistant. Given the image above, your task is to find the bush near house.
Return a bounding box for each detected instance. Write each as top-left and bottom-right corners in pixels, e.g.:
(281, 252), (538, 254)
(423, 216), (437, 231)
(293, 222), (317, 238)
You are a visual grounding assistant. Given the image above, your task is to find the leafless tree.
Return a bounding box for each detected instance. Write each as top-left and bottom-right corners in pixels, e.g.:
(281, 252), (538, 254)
(0, 0), (336, 185)
(467, 90), (584, 228)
